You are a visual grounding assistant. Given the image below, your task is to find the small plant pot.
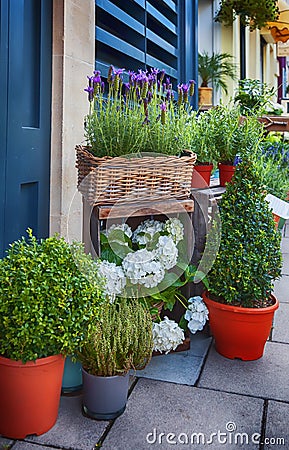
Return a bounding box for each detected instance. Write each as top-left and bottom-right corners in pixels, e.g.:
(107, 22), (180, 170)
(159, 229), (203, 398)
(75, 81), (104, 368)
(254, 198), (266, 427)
(191, 164), (213, 188)
(62, 356), (83, 393)
(198, 87), (213, 107)
(272, 213), (281, 229)
(202, 291), (279, 360)
(218, 163), (235, 186)
(82, 369), (129, 420)
(0, 354), (65, 439)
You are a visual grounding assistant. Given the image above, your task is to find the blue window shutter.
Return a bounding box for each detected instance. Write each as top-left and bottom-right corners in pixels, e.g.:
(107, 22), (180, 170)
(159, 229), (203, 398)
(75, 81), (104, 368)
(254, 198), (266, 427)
(95, 0), (198, 97)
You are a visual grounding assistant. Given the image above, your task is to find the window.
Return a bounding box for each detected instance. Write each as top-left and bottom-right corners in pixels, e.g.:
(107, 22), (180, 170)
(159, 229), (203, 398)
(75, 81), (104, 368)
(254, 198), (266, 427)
(95, 0), (198, 96)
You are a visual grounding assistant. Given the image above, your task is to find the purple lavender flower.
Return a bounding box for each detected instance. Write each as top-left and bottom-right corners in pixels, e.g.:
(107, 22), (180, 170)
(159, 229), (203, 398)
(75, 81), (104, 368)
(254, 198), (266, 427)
(159, 69), (165, 82)
(166, 89), (173, 101)
(150, 68), (159, 76)
(147, 91), (153, 103)
(177, 84), (183, 106)
(160, 102), (167, 124)
(189, 80), (196, 96)
(84, 86), (94, 102)
(114, 68), (125, 76)
(233, 155), (242, 166)
(182, 83), (189, 103)
(107, 65), (114, 83)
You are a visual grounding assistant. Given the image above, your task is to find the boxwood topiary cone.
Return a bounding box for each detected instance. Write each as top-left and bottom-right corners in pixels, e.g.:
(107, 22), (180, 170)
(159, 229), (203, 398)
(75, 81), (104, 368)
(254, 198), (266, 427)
(207, 159), (282, 308)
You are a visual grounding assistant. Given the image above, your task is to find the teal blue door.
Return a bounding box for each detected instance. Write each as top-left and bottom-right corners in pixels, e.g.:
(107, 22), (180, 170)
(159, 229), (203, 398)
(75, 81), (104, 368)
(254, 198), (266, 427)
(0, 0), (52, 257)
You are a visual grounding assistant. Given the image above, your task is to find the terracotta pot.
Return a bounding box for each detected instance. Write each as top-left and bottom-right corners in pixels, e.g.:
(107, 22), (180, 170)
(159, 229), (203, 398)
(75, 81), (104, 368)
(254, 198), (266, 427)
(218, 163), (235, 186)
(198, 87), (213, 107)
(82, 370), (129, 420)
(272, 213), (280, 229)
(0, 354), (65, 439)
(202, 291), (279, 361)
(191, 164), (213, 188)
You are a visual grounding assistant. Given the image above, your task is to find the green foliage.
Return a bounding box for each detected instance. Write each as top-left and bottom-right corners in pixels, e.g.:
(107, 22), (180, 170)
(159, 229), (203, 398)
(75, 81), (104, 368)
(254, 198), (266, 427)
(198, 51), (238, 94)
(256, 139), (289, 200)
(77, 297), (153, 376)
(207, 160), (282, 307)
(189, 109), (221, 164)
(234, 79), (276, 116)
(0, 230), (102, 362)
(84, 67), (195, 157)
(195, 105), (264, 164)
(215, 0), (279, 31)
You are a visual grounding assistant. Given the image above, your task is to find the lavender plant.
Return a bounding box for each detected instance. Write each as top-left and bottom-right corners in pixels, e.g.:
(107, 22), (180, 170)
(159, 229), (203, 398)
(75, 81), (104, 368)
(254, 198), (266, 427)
(84, 66), (195, 157)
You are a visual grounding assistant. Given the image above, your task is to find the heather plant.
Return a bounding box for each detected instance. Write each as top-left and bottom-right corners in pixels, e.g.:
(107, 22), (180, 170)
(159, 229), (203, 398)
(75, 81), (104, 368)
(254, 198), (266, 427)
(84, 66), (195, 157)
(77, 297), (153, 376)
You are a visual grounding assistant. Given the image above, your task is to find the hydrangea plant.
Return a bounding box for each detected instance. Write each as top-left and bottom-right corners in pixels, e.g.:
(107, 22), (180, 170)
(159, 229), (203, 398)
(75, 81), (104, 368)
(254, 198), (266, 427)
(99, 217), (209, 353)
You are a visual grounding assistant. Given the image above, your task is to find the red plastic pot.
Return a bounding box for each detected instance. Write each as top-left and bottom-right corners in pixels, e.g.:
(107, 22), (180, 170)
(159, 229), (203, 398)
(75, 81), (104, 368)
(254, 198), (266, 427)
(202, 291), (279, 360)
(218, 163), (235, 187)
(273, 213), (280, 229)
(0, 354), (65, 439)
(191, 164), (213, 188)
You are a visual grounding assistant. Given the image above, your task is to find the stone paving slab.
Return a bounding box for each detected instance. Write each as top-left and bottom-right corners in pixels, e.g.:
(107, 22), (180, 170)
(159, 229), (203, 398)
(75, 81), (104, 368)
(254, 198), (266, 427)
(101, 378), (264, 449)
(198, 342), (289, 402)
(0, 437), (14, 449)
(136, 333), (212, 385)
(281, 237), (289, 253)
(24, 395), (108, 450)
(273, 278), (289, 303)
(13, 443), (58, 450)
(264, 400), (289, 449)
(272, 302), (289, 343)
(282, 255), (289, 275)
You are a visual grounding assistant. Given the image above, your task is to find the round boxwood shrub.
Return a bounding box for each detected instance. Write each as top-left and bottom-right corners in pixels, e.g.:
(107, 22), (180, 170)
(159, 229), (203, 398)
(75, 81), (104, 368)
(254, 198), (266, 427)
(0, 230), (102, 362)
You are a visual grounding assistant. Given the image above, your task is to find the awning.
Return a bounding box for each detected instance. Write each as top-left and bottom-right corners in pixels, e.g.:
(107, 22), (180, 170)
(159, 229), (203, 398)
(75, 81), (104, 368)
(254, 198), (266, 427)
(267, 0), (289, 43)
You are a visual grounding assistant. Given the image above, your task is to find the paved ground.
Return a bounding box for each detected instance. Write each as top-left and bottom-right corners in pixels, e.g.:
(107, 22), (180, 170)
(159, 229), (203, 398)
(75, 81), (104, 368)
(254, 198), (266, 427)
(1, 224), (289, 450)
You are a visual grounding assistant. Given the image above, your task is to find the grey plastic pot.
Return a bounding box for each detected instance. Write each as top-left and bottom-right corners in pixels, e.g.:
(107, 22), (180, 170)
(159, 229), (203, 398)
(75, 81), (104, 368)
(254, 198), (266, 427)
(82, 368), (129, 420)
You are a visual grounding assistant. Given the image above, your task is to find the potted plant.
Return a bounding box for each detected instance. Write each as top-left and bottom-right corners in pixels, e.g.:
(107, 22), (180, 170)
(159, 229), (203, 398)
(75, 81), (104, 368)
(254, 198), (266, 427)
(198, 51), (238, 107)
(76, 66), (197, 205)
(0, 231), (102, 439)
(189, 109), (219, 186)
(234, 78), (276, 116)
(214, 0), (279, 31)
(202, 159), (282, 360)
(211, 105), (264, 185)
(77, 296), (153, 420)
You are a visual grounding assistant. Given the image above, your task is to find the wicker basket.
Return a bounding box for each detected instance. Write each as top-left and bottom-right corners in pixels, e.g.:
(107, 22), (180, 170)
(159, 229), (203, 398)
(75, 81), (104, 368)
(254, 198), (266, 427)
(76, 146), (197, 205)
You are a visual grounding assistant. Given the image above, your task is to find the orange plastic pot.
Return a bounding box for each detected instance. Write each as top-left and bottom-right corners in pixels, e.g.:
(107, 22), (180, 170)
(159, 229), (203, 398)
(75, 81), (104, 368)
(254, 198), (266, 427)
(218, 163), (235, 187)
(191, 164), (213, 188)
(273, 213), (280, 229)
(202, 291), (279, 360)
(0, 354), (65, 439)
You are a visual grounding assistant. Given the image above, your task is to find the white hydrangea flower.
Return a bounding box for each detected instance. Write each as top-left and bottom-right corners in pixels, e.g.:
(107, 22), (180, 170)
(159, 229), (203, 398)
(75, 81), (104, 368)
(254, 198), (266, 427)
(155, 235), (178, 270)
(164, 218), (184, 244)
(122, 249), (165, 288)
(107, 223), (132, 238)
(184, 296), (209, 334)
(152, 317), (185, 354)
(97, 260), (126, 303)
(132, 219), (164, 245)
